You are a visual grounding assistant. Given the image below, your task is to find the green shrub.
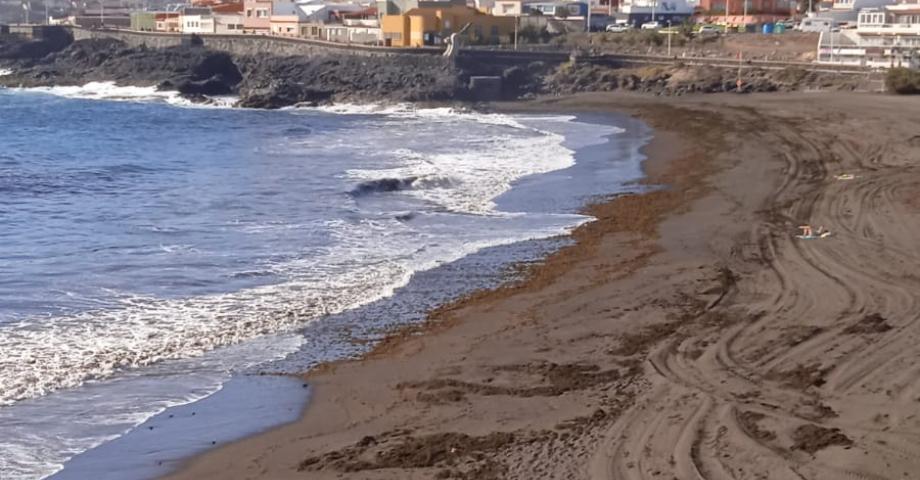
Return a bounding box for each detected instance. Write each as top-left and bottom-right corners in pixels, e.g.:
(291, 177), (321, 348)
(886, 67), (920, 94)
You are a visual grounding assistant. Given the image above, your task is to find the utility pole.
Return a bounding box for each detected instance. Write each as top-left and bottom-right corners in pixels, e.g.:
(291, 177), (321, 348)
(667, 19), (672, 55)
(651, 0), (656, 22)
(724, 0), (729, 30)
(736, 50), (743, 91)
(587, 0), (592, 32)
(513, 14), (518, 50)
(742, 0), (747, 29)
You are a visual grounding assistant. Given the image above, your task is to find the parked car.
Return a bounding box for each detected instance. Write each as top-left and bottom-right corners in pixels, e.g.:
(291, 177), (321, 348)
(640, 21), (662, 30)
(696, 24), (721, 36)
(796, 17), (836, 32)
(606, 23), (632, 33)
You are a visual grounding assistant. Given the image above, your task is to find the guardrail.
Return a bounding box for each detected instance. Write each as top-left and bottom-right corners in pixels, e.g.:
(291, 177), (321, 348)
(67, 26), (445, 55)
(589, 52), (878, 74)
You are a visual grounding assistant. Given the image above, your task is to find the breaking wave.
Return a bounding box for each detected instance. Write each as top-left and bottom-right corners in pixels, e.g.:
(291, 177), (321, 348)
(12, 81), (237, 108)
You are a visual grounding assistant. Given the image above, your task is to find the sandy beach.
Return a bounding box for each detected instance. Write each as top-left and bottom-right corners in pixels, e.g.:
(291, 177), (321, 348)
(162, 92), (920, 480)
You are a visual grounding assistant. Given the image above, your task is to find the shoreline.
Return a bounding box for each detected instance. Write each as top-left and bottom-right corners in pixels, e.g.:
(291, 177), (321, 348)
(162, 91), (920, 480)
(35, 108), (646, 480)
(158, 94), (713, 479)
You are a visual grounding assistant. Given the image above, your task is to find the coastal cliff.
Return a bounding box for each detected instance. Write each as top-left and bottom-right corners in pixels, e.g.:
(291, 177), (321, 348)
(0, 35), (466, 107)
(0, 32), (880, 108)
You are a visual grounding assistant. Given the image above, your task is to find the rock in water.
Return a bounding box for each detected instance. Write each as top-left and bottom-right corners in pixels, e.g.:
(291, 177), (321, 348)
(236, 82), (333, 109)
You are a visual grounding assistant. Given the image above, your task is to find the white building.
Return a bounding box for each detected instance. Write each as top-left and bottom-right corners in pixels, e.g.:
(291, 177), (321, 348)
(614, 0), (693, 26)
(181, 7), (216, 33)
(816, 0), (920, 68)
(818, 0), (896, 23)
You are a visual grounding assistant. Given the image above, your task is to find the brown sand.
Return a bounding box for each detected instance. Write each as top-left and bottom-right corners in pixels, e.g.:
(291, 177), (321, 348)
(162, 92), (920, 480)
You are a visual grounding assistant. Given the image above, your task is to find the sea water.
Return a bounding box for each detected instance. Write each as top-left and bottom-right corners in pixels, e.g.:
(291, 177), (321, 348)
(0, 85), (649, 479)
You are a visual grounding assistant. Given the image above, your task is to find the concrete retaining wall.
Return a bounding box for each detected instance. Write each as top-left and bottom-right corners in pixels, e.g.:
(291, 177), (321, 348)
(69, 27), (442, 57)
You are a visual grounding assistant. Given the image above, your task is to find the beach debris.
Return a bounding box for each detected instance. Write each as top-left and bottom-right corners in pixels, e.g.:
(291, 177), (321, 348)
(834, 173), (856, 181)
(797, 225), (832, 240)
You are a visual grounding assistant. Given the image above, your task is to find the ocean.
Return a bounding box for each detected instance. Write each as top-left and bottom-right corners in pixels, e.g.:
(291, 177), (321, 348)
(0, 83), (649, 479)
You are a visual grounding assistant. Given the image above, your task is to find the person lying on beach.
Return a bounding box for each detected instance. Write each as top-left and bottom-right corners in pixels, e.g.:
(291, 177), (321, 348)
(797, 225), (831, 239)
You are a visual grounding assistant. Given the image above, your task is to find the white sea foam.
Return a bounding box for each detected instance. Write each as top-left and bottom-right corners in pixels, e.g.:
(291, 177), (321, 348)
(343, 109), (620, 214)
(0, 106), (638, 480)
(14, 81), (238, 108)
(0, 111), (617, 408)
(0, 215), (584, 408)
(0, 333), (304, 480)
(0, 68), (12, 77)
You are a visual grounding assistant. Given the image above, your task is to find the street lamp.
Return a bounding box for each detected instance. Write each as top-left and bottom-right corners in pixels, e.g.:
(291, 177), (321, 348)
(667, 19), (672, 56)
(742, 0), (747, 29)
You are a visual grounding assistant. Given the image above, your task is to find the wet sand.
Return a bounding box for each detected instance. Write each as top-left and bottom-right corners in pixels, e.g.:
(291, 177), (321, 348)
(163, 92), (920, 480)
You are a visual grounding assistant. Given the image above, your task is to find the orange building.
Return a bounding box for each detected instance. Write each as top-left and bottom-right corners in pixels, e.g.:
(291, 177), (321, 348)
(696, 0), (796, 24)
(381, 4), (514, 46)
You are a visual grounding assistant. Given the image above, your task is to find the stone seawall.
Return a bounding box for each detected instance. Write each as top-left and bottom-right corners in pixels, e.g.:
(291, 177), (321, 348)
(69, 27), (442, 57)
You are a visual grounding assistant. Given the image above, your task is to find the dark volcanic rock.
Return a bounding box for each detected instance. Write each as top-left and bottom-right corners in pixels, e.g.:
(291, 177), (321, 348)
(176, 74), (238, 96)
(235, 54), (462, 106)
(0, 39), (243, 92)
(0, 38), (61, 61)
(236, 82), (333, 109)
(0, 28), (72, 63)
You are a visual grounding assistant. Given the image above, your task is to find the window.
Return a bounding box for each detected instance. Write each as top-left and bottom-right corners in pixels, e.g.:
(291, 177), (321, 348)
(246, 8), (252, 17)
(490, 25), (498, 35)
(256, 9), (268, 18)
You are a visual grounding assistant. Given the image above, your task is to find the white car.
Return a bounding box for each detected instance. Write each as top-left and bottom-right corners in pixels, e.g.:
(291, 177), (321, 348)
(796, 18), (836, 32)
(641, 21), (662, 30)
(606, 23), (632, 33)
(697, 25), (721, 36)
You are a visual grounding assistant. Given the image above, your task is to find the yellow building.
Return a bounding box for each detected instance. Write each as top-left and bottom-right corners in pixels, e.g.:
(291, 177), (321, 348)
(381, 5), (514, 47)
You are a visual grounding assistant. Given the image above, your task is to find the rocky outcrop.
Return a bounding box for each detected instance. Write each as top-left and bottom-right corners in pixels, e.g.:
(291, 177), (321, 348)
(0, 34), (876, 108)
(0, 38), (243, 95)
(0, 37), (467, 107)
(234, 54), (461, 108)
(543, 61), (869, 96)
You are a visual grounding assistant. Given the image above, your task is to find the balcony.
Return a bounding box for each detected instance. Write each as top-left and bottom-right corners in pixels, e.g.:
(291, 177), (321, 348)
(857, 22), (920, 35)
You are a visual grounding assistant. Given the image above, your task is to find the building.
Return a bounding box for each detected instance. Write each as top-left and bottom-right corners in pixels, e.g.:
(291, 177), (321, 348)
(381, 3), (514, 46)
(314, 19), (383, 42)
(130, 11), (157, 30)
(816, 0), (920, 67)
(156, 12), (181, 31)
(614, 0), (693, 25)
(816, 0), (895, 23)
(297, 7), (381, 42)
(377, 0), (465, 18)
(695, 0), (796, 25)
(269, 0), (307, 35)
(181, 6), (216, 32)
(213, 2), (245, 32)
(526, 1), (589, 16)
(491, 0), (524, 15)
(243, 0), (273, 32)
